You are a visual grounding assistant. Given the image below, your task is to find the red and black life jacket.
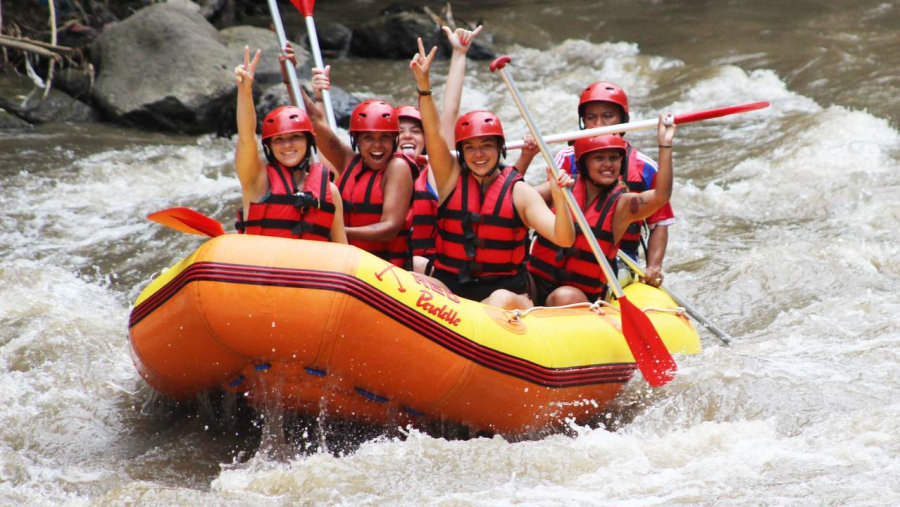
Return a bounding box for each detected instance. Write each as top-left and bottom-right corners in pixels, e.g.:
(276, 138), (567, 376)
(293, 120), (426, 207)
(338, 153), (418, 268)
(409, 165), (438, 257)
(235, 162), (335, 241)
(528, 178), (625, 300)
(434, 166), (528, 283)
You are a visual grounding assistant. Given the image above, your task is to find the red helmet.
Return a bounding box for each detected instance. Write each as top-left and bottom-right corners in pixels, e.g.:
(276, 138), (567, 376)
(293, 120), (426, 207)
(573, 134), (627, 162)
(578, 81), (629, 123)
(395, 105), (422, 123)
(261, 106), (315, 140)
(349, 99), (399, 133)
(454, 110), (505, 145)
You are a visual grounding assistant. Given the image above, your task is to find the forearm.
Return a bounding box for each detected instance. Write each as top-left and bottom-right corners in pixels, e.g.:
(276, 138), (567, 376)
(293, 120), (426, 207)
(550, 196), (576, 246)
(512, 151), (537, 176)
(440, 49), (468, 145)
(655, 146), (673, 202)
(346, 221), (403, 243)
(646, 225), (668, 270)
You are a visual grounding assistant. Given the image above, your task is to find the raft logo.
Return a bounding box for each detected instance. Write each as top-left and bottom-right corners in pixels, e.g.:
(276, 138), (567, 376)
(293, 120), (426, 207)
(415, 290), (462, 327)
(411, 273), (461, 326)
(374, 263), (406, 293)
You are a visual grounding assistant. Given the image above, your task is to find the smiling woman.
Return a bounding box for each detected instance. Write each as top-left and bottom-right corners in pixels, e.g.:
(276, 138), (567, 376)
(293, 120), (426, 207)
(231, 45), (347, 244)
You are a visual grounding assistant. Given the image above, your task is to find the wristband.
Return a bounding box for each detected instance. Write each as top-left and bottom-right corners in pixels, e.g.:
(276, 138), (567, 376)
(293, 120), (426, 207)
(417, 88), (432, 96)
(658, 145), (673, 148)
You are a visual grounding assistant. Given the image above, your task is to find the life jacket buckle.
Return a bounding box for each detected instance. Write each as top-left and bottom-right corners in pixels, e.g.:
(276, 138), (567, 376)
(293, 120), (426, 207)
(294, 191), (320, 211)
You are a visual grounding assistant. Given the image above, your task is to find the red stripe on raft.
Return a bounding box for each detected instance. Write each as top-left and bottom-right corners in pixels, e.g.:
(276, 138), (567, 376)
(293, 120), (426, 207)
(130, 262), (636, 387)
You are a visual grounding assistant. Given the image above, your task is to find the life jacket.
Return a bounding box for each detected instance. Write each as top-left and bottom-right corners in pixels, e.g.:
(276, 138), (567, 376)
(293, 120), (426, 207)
(409, 164), (438, 258)
(235, 162), (335, 241)
(528, 177), (625, 300)
(338, 153), (418, 268)
(434, 165), (528, 283)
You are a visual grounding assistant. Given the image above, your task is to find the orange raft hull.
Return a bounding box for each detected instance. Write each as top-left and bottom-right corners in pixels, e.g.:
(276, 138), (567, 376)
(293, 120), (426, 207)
(129, 235), (700, 435)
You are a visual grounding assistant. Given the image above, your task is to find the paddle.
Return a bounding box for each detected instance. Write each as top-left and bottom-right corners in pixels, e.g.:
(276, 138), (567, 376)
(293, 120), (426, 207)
(616, 251), (732, 345)
(287, 0), (338, 131)
(505, 101), (769, 151)
(147, 207), (225, 238)
(490, 56), (676, 387)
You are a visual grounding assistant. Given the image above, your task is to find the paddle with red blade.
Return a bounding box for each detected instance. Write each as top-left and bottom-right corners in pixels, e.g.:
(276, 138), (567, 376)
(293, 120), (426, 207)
(490, 55), (677, 387)
(287, 0), (338, 131)
(506, 101), (769, 150)
(147, 207), (225, 238)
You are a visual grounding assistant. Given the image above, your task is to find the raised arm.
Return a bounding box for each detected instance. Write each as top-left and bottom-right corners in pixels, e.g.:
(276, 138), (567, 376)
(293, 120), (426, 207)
(303, 64), (354, 173)
(613, 114), (676, 240)
(233, 46), (267, 209)
(439, 25), (483, 148)
(411, 38), (459, 204)
(514, 168), (575, 247)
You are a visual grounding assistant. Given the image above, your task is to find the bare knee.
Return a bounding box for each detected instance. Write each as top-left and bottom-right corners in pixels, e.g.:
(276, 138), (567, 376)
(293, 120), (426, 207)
(412, 255), (430, 274)
(483, 289), (533, 310)
(546, 286), (589, 306)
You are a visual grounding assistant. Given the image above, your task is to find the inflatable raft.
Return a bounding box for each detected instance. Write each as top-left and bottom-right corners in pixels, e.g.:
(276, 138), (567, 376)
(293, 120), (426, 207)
(129, 234), (701, 435)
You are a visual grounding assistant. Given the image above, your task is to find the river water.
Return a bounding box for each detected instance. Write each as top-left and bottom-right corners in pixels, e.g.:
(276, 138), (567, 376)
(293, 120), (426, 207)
(2, 0), (899, 504)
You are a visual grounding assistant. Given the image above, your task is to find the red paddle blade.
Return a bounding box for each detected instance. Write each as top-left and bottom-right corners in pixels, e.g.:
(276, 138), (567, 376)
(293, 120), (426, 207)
(147, 207), (225, 238)
(619, 296), (677, 387)
(289, 0), (315, 17)
(673, 101), (769, 125)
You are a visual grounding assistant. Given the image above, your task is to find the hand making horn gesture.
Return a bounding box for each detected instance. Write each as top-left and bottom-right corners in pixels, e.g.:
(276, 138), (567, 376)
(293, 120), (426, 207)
(442, 24), (484, 52)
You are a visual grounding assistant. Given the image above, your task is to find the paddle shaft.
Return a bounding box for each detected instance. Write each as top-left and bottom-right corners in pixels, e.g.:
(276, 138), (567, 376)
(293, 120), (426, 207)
(493, 65), (625, 298)
(505, 101), (769, 151)
(265, 0), (303, 111)
(616, 251), (732, 345)
(303, 15), (338, 131)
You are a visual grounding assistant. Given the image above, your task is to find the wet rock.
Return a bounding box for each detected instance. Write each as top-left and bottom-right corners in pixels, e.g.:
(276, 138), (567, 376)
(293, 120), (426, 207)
(0, 107), (35, 131)
(0, 71), (98, 124)
(91, 2), (236, 133)
(220, 25), (313, 86)
(350, 10), (439, 60)
(311, 21), (352, 58)
(349, 7), (494, 61)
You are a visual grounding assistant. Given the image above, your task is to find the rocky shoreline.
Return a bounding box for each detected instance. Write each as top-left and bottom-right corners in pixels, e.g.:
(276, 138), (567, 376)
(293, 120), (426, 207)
(0, 0), (493, 135)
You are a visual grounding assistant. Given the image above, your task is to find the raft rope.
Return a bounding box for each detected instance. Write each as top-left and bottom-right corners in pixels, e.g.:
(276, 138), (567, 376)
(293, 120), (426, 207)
(504, 301), (685, 322)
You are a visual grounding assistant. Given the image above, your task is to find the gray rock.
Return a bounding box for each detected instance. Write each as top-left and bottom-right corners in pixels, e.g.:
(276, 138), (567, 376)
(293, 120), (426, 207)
(220, 25), (313, 86)
(350, 11), (440, 59)
(0, 107), (35, 131)
(0, 71), (98, 124)
(349, 9), (494, 61)
(91, 2), (235, 133)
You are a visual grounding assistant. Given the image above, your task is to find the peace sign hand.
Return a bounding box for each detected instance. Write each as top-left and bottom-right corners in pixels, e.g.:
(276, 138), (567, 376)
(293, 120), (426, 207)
(410, 37), (438, 91)
(234, 45), (261, 90)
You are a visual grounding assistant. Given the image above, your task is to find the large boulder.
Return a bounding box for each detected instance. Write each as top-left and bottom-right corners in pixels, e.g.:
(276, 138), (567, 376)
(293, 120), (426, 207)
(0, 71), (98, 124)
(91, 2), (236, 133)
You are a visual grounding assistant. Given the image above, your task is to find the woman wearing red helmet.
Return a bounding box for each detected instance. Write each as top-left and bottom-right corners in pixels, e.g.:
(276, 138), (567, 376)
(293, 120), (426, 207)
(410, 40), (577, 310)
(530, 125), (676, 306)
(301, 84), (419, 268)
(546, 81), (676, 289)
(232, 46), (346, 243)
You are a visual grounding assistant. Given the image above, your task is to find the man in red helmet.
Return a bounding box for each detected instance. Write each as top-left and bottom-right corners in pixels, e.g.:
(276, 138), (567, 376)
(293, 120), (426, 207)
(410, 40), (577, 310)
(529, 128), (676, 306)
(232, 46), (346, 243)
(531, 82), (675, 289)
